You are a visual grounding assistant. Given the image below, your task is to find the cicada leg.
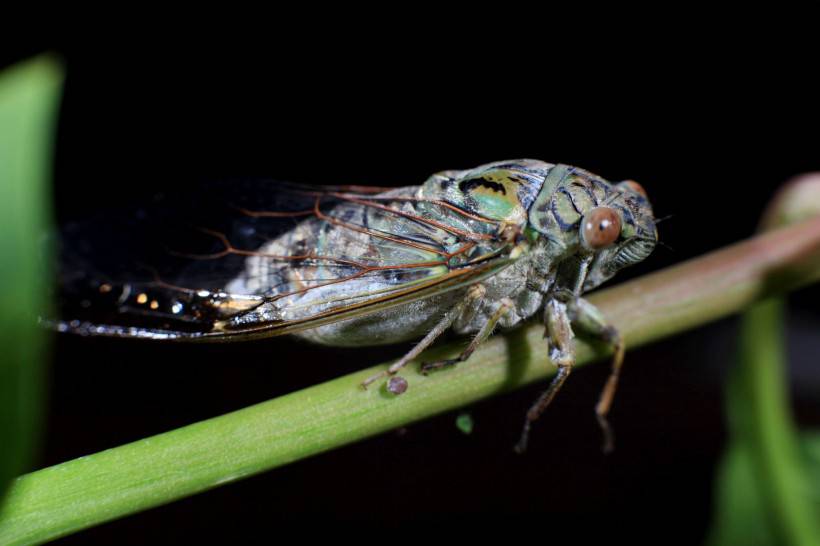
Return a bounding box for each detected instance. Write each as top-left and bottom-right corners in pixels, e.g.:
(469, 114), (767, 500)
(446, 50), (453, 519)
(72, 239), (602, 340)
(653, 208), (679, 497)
(514, 298), (575, 454)
(359, 284), (486, 390)
(420, 296), (513, 374)
(566, 296), (625, 454)
(514, 291), (625, 453)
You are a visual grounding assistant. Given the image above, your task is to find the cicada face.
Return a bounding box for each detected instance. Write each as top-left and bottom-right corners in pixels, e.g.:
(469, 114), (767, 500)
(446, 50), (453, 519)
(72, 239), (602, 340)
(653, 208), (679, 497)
(526, 164), (658, 293)
(583, 185), (657, 291)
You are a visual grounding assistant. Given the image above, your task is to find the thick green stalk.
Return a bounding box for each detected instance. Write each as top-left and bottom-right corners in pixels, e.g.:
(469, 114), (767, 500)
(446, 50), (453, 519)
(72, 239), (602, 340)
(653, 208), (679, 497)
(1, 215), (820, 545)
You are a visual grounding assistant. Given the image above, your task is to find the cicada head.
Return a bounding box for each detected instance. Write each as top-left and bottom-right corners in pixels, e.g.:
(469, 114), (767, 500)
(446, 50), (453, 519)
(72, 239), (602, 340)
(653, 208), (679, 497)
(528, 164), (658, 291)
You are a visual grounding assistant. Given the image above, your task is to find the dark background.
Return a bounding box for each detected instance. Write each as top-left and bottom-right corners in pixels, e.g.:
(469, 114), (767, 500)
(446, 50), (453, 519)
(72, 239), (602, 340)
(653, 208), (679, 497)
(4, 38), (819, 544)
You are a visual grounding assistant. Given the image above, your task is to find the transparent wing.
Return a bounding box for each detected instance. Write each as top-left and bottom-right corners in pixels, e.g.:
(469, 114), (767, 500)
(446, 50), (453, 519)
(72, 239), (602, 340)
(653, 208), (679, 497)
(52, 180), (514, 341)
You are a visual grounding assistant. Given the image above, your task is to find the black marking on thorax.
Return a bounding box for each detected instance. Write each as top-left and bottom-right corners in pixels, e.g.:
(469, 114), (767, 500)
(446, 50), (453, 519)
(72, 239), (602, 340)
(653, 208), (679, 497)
(550, 197), (579, 232)
(458, 177), (507, 195)
(570, 180), (600, 207)
(558, 187), (583, 215)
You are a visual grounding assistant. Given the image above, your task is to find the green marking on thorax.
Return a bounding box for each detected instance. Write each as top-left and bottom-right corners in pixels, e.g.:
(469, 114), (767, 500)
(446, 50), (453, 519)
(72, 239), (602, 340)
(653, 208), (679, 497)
(472, 193), (516, 220)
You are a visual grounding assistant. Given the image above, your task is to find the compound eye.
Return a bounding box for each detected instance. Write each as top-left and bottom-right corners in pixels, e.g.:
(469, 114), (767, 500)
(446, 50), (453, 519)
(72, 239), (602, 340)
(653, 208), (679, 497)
(581, 207), (621, 250)
(618, 179), (648, 197)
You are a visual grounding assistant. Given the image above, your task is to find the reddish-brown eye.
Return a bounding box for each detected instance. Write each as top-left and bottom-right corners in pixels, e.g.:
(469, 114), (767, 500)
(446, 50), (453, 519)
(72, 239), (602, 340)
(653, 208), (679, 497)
(619, 179), (648, 197)
(581, 207), (621, 250)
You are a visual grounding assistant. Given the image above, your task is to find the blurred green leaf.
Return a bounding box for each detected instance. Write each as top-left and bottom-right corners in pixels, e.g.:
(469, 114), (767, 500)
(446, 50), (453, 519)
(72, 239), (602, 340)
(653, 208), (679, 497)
(708, 300), (820, 546)
(710, 441), (777, 546)
(0, 56), (62, 498)
(710, 431), (820, 546)
(800, 433), (820, 514)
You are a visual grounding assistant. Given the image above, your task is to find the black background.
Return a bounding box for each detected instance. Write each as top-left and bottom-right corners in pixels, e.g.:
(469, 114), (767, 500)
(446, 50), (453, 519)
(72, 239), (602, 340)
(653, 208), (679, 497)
(4, 36), (820, 545)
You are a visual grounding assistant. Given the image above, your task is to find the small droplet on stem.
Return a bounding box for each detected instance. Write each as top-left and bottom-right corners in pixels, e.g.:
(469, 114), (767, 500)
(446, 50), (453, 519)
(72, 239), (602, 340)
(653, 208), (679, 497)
(387, 376), (408, 395)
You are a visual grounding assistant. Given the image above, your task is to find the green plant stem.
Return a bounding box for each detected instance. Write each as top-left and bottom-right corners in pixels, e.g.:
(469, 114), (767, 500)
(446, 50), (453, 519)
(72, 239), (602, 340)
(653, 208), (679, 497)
(1, 216), (820, 545)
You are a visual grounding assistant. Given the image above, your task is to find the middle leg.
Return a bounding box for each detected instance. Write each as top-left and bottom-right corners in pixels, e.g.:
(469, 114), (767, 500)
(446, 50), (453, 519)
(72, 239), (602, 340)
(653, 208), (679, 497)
(360, 284), (486, 390)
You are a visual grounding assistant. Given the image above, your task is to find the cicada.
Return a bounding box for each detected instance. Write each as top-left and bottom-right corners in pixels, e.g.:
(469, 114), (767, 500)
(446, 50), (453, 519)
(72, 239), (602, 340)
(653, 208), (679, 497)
(53, 159), (657, 452)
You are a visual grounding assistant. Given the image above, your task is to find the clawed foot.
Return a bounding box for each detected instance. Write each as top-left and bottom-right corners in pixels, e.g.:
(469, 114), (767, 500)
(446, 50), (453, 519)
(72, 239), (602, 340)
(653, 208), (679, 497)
(360, 370), (409, 395)
(514, 421), (532, 454)
(596, 410), (615, 454)
(361, 355), (462, 393)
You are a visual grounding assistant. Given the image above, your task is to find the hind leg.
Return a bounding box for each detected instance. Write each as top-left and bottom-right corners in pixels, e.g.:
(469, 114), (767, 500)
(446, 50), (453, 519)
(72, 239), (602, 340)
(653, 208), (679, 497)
(420, 296), (514, 374)
(360, 284), (486, 390)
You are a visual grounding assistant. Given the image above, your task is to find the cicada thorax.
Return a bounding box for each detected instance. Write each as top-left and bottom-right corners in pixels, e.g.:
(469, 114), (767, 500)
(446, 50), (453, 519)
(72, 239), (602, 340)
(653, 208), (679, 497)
(422, 159), (554, 228)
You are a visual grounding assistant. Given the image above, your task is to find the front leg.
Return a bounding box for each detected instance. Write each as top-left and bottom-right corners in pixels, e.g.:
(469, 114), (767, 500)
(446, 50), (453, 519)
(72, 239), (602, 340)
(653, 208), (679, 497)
(420, 296), (513, 374)
(514, 298), (575, 454)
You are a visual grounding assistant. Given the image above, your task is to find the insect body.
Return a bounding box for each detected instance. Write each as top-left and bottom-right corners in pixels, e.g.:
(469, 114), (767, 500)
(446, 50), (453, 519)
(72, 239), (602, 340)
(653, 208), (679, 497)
(54, 159), (657, 451)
